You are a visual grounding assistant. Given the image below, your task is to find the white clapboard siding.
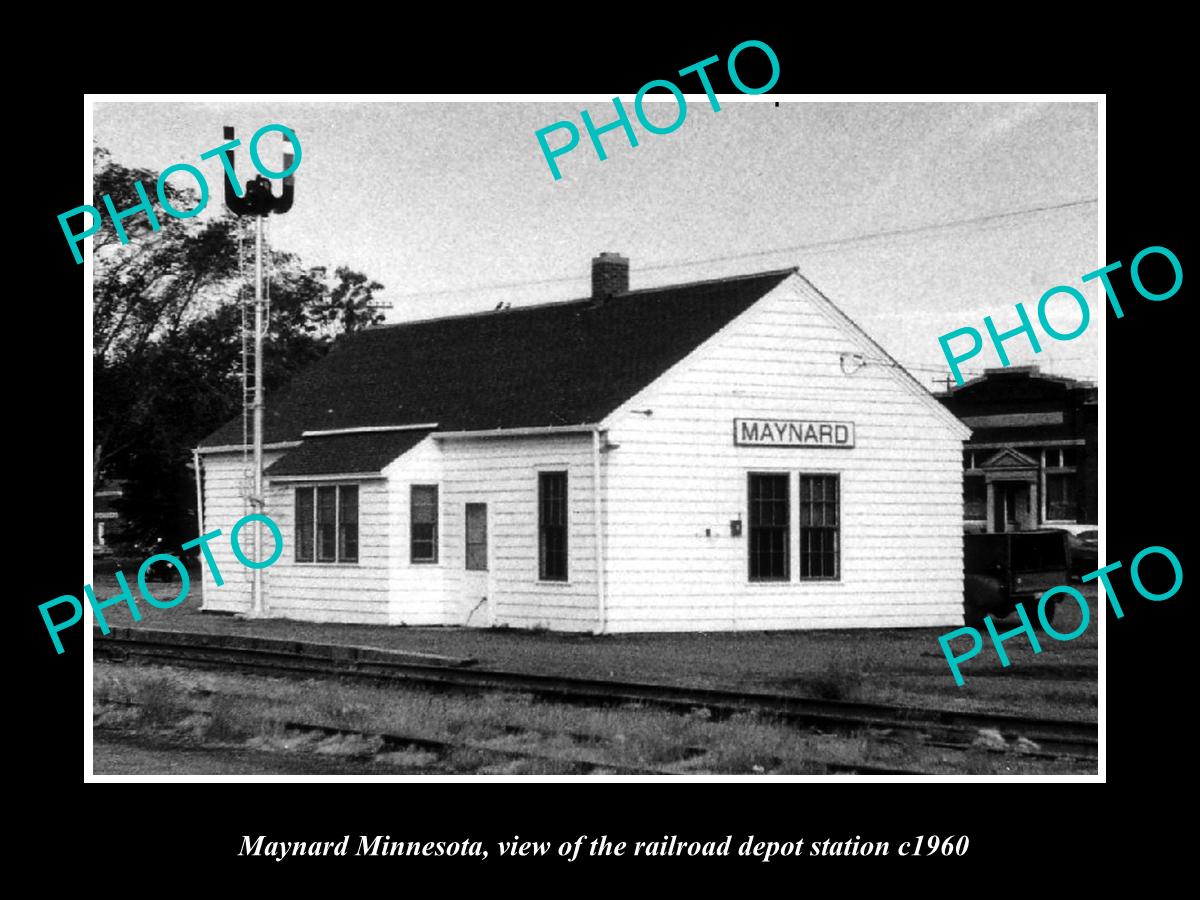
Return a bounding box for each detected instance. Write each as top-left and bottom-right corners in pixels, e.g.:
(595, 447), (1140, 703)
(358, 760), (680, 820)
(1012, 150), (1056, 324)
(600, 274), (967, 632)
(198, 449), (393, 624)
(262, 474), (391, 624)
(383, 436), (448, 626)
(196, 271), (966, 635)
(196, 450), (283, 614)
(436, 434), (598, 632)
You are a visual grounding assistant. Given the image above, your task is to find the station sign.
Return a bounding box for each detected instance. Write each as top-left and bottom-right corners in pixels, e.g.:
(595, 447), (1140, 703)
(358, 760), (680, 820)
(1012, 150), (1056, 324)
(733, 418), (855, 448)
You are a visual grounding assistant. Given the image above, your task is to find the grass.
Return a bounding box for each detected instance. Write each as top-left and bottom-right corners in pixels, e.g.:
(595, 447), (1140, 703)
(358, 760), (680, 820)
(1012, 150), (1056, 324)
(200, 694), (256, 742)
(90, 574), (1098, 722)
(133, 677), (185, 726)
(802, 648), (866, 701)
(92, 661), (1095, 776)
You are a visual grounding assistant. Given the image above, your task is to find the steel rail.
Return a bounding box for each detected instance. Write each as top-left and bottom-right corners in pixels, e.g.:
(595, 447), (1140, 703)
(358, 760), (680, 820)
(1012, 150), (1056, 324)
(98, 698), (929, 776)
(95, 628), (1097, 759)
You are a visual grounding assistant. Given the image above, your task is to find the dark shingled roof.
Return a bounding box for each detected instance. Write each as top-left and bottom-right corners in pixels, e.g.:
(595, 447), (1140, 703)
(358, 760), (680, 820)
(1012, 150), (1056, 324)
(265, 429), (431, 477)
(202, 268), (796, 454)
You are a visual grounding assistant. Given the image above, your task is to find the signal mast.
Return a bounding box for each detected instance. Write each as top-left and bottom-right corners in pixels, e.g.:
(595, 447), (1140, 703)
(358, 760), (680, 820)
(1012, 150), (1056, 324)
(222, 126), (296, 617)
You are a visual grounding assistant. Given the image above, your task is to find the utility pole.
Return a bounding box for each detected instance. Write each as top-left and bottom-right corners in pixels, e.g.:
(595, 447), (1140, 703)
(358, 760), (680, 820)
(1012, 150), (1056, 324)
(252, 212), (265, 615)
(223, 126), (296, 618)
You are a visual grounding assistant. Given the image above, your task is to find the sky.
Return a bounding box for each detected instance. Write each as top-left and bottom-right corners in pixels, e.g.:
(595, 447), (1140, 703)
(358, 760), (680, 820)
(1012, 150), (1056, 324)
(93, 98), (1099, 387)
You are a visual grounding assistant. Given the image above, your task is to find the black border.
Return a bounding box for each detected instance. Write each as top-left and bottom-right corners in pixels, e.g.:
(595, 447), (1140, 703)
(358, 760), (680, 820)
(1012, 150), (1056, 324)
(25, 27), (1186, 883)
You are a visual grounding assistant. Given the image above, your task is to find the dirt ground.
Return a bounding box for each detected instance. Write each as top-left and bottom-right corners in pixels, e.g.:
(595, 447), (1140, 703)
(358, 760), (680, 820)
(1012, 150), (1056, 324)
(89, 573), (1098, 722)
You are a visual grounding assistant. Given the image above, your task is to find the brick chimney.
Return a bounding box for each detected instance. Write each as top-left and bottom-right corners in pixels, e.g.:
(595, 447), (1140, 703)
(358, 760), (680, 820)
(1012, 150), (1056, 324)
(591, 252), (629, 302)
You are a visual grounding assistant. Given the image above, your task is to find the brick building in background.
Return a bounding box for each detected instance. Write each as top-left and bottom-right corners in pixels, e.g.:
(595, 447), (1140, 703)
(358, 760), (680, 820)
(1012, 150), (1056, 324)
(936, 366), (1097, 534)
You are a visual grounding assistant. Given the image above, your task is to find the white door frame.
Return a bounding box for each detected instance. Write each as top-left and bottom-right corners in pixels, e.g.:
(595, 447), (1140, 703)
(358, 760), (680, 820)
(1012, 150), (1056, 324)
(463, 501), (493, 626)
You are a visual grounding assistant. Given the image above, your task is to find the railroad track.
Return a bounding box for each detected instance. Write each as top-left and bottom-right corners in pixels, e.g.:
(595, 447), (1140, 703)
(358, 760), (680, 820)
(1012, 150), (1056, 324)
(95, 627), (1097, 762)
(97, 696), (925, 775)
(96, 696), (666, 775)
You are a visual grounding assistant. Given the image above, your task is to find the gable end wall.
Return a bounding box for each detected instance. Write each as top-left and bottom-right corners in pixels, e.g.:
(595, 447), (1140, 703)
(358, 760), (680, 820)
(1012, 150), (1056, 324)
(601, 277), (966, 631)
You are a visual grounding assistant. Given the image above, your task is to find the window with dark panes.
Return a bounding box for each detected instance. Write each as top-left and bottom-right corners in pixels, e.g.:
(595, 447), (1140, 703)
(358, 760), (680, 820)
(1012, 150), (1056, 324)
(411, 485), (438, 563)
(338, 485), (358, 563)
(538, 471), (568, 581)
(295, 488), (314, 562)
(964, 475), (986, 520)
(1046, 473), (1077, 521)
(1045, 446), (1079, 521)
(465, 503), (488, 571)
(295, 485), (358, 563)
(316, 485), (338, 562)
(799, 474), (840, 579)
(748, 473), (790, 581)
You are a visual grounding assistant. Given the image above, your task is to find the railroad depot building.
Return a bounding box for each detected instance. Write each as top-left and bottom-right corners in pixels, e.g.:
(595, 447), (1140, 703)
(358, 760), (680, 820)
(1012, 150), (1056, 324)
(935, 366), (1097, 534)
(195, 255), (970, 633)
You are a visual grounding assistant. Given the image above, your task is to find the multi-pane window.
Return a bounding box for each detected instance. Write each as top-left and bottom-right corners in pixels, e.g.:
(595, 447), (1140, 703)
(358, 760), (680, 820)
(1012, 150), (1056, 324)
(748, 473), (790, 581)
(410, 485), (439, 563)
(1045, 447), (1079, 521)
(294, 485), (358, 564)
(538, 471), (568, 581)
(1046, 473), (1077, 521)
(465, 503), (488, 571)
(1047, 448), (1077, 467)
(799, 474), (840, 579)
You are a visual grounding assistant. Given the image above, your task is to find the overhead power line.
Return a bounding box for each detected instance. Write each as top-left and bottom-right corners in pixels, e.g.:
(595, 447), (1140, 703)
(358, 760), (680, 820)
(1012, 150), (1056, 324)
(637, 198), (1098, 275)
(385, 197), (1098, 301)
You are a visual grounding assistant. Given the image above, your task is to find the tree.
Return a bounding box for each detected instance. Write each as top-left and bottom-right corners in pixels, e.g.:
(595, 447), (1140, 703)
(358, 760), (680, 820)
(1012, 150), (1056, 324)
(93, 147), (388, 556)
(92, 146), (240, 369)
(313, 267), (387, 337)
(92, 145), (242, 488)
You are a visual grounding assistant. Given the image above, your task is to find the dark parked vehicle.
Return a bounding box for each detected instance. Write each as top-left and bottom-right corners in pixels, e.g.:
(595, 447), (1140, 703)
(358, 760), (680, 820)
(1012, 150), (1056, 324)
(1038, 528), (1098, 579)
(1068, 529), (1098, 578)
(963, 530), (1071, 626)
(99, 542), (196, 583)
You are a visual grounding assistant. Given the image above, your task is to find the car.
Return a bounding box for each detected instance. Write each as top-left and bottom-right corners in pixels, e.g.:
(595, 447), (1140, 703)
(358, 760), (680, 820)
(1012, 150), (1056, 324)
(99, 541), (195, 583)
(963, 530), (1071, 626)
(1038, 527), (1099, 579)
(1068, 529), (1098, 578)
